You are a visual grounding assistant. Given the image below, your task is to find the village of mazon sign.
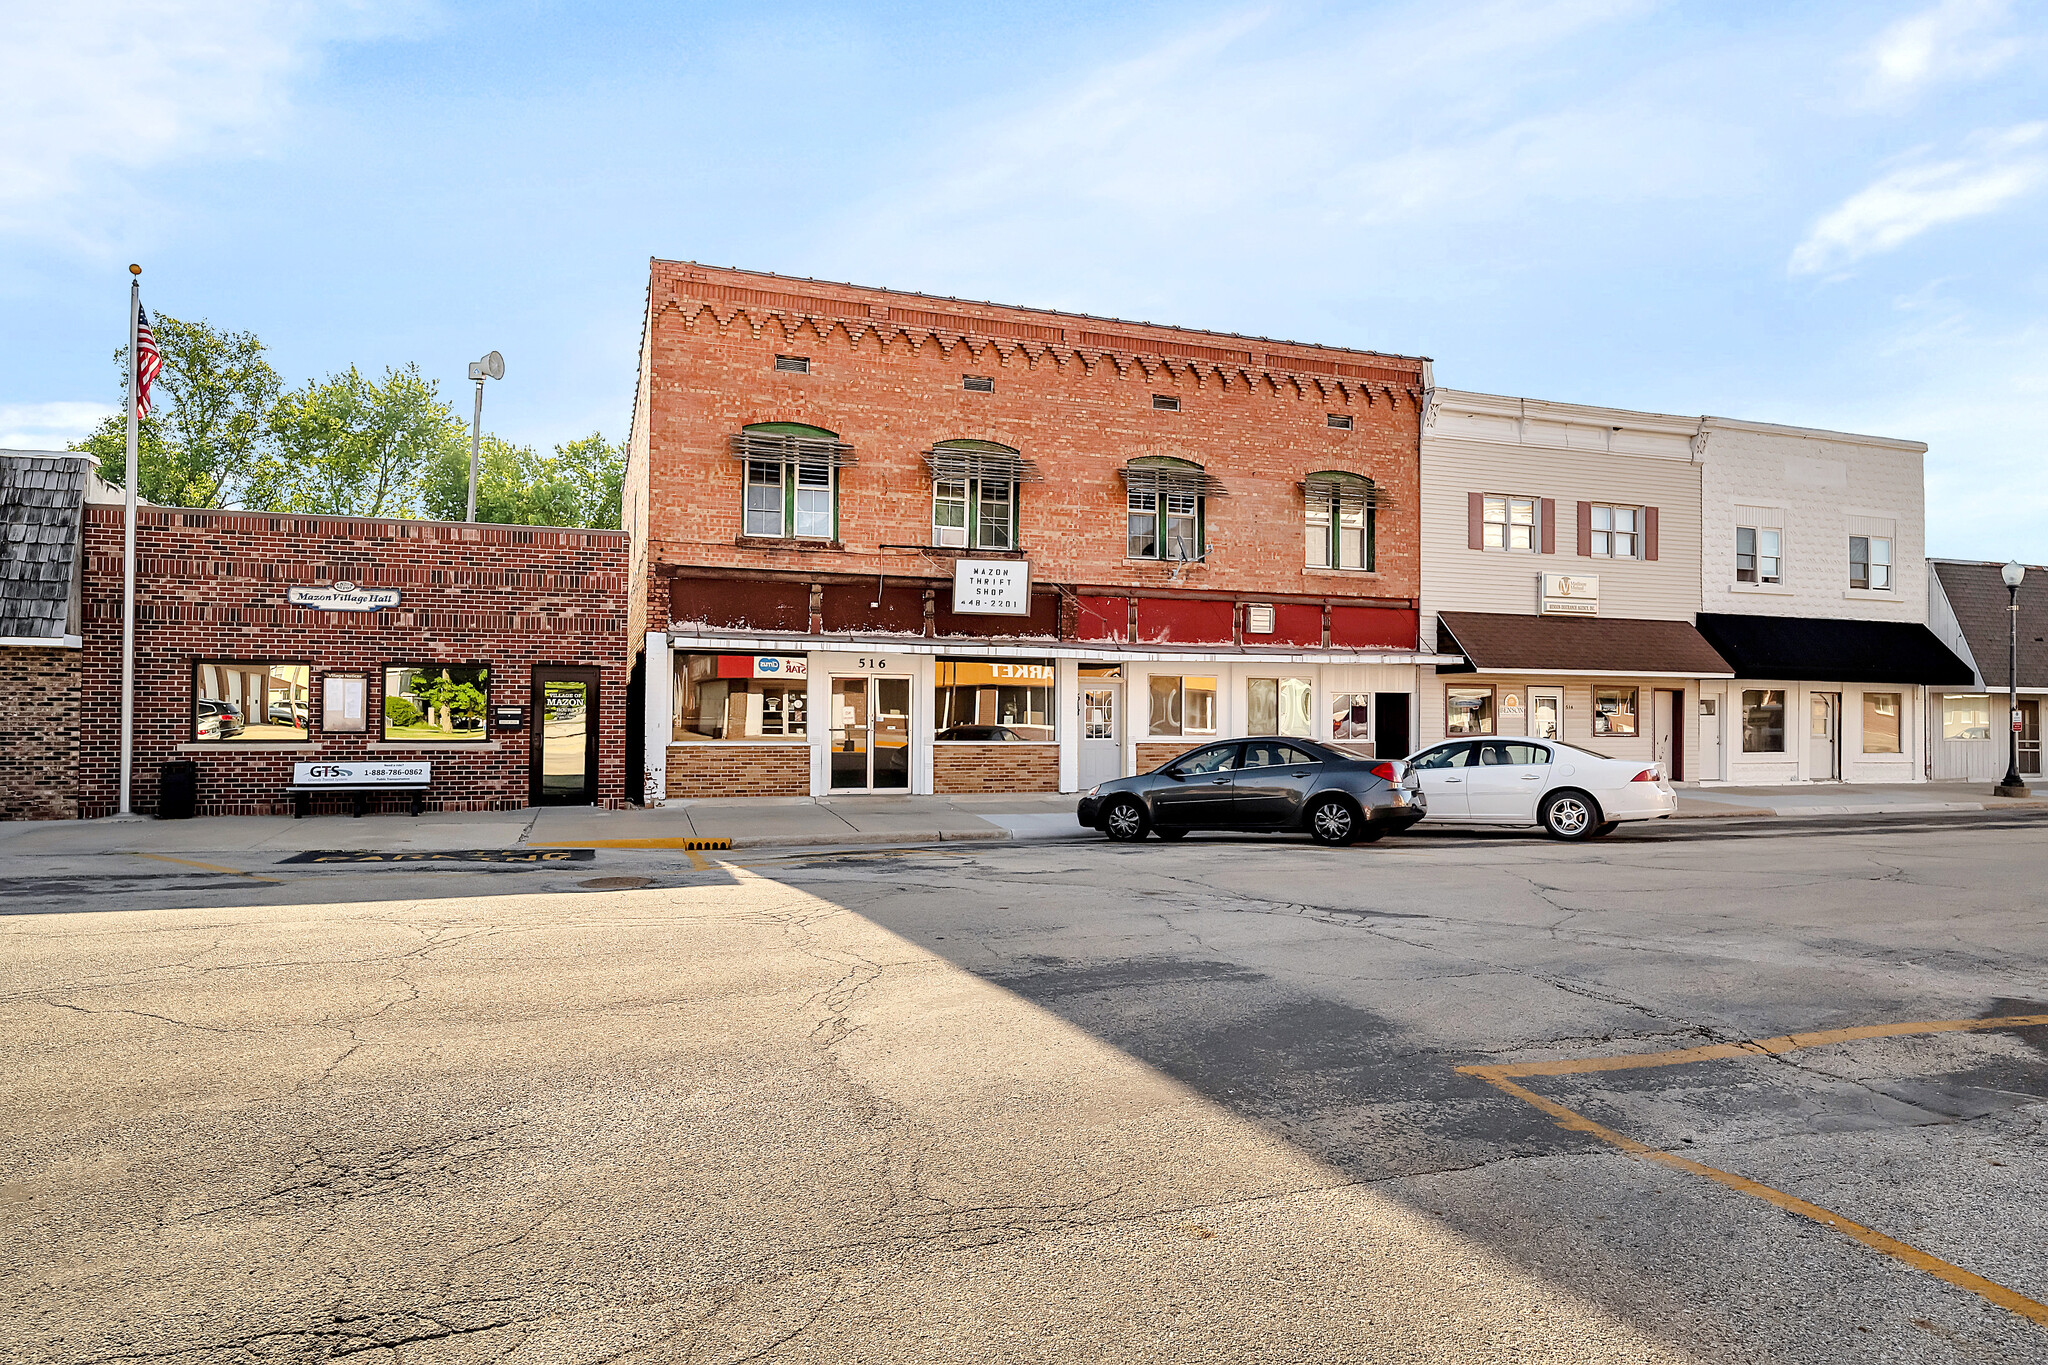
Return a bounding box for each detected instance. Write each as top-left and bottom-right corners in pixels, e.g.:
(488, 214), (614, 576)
(286, 580), (401, 612)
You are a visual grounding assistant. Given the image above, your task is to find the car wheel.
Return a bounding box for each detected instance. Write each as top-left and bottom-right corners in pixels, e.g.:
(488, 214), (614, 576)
(1540, 790), (1601, 841)
(1102, 797), (1149, 842)
(1156, 827), (1189, 841)
(1307, 796), (1358, 846)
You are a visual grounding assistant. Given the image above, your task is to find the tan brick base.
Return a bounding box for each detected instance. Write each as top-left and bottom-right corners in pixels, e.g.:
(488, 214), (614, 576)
(1136, 741), (1202, 773)
(932, 743), (1058, 794)
(667, 743), (809, 798)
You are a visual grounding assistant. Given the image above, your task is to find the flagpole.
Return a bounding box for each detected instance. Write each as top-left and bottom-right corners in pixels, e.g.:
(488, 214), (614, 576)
(119, 266), (140, 818)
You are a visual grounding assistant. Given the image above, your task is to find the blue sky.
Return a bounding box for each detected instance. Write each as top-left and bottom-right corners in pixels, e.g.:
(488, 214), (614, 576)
(3, 0), (2044, 558)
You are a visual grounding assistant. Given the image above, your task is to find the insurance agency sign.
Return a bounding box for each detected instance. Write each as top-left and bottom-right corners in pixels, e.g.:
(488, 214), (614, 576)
(1538, 573), (1600, 617)
(951, 559), (1032, 615)
(287, 579), (401, 611)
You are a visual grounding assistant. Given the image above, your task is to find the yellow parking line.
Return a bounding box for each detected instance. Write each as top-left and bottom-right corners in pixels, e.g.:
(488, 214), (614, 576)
(130, 853), (279, 883)
(1479, 1013), (2048, 1079)
(1459, 1016), (2048, 1329)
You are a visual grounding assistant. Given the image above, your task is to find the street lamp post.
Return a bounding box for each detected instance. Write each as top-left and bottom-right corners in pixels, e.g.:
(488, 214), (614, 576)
(1996, 560), (2028, 798)
(464, 350), (505, 523)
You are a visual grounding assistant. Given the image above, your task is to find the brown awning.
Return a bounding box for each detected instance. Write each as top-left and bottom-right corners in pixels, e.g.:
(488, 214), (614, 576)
(1436, 611), (1733, 677)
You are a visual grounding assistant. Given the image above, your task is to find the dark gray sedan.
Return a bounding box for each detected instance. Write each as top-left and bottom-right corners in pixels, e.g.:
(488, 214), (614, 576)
(1075, 738), (1425, 845)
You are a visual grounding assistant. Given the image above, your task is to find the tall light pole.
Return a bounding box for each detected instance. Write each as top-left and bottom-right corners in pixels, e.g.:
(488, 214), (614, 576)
(464, 350), (504, 523)
(1996, 559), (2028, 798)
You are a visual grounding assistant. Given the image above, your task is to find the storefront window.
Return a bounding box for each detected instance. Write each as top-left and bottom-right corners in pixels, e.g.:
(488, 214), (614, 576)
(1331, 693), (1370, 740)
(1247, 678), (1312, 737)
(936, 659), (1053, 741)
(1742, 689), (1785, 752)
(194, 661), (311, 741)
(673, 654), (809, 741)
(1861, 693), (1902, 753)
(1148, 676), (1217, 736)
(1593, 688), (1638, 737)
(1942, 695), (1990, 741)
(383, 664), (490, 742)
(1446, 687), (1494, 735)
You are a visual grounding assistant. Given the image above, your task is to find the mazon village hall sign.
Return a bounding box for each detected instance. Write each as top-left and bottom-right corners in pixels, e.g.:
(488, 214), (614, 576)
(285, 580), (401, 612)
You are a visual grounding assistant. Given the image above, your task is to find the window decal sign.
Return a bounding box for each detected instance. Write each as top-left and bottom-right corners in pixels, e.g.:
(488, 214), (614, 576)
(292, 761), (430, 787)
(287, 580), (400, 611)
(952, 559), (1032, 615)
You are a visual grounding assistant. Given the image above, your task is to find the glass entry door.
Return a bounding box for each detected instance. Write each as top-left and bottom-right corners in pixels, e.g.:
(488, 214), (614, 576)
(531, 667), (600, 806)
(830, 676), (911, 791)
(2021, 700), (2040, 776)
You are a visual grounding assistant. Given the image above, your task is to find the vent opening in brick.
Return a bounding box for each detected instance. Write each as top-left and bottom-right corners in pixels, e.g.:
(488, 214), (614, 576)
(1327, 414), (1353, 430)
(774, 355), (810, 374)
(962, 374), (994, 393)
(1152, 394), (1180, 411)
(1246, 604), (1276, 635)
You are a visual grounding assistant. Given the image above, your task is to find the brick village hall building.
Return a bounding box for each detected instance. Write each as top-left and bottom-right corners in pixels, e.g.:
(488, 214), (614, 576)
(628, 263), (1450, 801)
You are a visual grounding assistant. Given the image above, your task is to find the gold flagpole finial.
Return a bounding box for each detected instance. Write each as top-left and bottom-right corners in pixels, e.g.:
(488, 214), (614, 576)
(129, 264), (141, 276)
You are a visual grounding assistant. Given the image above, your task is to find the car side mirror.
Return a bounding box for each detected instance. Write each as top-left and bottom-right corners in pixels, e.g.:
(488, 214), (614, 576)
(1167, 767), (1190, 780)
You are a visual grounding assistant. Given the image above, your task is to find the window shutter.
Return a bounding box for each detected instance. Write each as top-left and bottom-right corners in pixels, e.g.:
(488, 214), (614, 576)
(1643, 505), (1659, 560)
(1576, 501), (1592, 556)
(1539, 498), (1556, 554)
(1468, 492), (1484, 551)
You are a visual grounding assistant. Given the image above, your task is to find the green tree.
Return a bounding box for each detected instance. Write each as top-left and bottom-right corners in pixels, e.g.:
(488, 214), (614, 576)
(71, 314), (283, 508)
(253, 364), (468, 518)
(422, 430), (624, 528)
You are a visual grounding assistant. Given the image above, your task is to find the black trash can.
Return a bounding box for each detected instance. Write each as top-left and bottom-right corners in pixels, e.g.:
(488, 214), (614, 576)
(159, 760), (199, 820)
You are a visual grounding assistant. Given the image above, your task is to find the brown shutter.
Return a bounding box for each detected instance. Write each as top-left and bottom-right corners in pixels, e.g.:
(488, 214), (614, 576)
(1467, 492), (1484, 551)
(1576, 501), (1592, 556)
(1539, 498), (1556, 554)
(1643, 505), (1659, 560)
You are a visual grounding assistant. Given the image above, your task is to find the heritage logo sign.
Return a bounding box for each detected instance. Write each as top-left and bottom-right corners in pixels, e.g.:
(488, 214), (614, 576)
(1538, 573), (1600, 617)
(951, 559), (1031, 616)
(287, 579), (401, 612)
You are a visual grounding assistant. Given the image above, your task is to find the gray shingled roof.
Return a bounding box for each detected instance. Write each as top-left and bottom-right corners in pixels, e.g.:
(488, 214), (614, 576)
(0, 451), (90, 641)
(1933, 559), (2048, 689)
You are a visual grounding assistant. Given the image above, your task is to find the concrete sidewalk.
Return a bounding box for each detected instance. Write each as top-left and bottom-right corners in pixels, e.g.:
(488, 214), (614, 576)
(2, 783), (2043, 857)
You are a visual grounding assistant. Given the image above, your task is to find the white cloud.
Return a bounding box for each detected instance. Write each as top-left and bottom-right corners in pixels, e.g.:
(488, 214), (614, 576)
(1788, 123), (2047, 276)
(0, 400), (114, 450)
(0, 1), (427, 246)
(1859, 0), (2023, 104)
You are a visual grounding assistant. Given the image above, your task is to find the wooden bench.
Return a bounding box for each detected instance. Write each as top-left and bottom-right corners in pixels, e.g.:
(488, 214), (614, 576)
(286, 784), (429, 818)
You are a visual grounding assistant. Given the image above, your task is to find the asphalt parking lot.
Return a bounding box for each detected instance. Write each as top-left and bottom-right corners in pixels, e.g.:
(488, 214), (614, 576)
(3, 811), (2046, 1363)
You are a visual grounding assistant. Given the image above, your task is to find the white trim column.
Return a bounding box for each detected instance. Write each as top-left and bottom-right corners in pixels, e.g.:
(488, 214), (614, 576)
(1056, 657), (1080, 792)
(643, 630), (671, 806)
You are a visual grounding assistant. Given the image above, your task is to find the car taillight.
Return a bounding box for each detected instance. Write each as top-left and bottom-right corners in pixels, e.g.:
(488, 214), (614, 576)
(1632, 767), (1660, 782)
(1369, 761), (1399, 782)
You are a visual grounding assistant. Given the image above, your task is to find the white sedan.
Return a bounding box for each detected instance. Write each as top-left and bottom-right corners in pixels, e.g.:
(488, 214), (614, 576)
(1403, 738), (1676, 840)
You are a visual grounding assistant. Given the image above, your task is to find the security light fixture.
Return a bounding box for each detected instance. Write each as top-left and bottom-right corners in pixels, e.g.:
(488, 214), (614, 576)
(465, 351), (504, 522)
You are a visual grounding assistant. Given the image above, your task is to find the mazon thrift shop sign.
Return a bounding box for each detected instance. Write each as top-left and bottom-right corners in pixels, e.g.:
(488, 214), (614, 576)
(286, 579), (401, 611)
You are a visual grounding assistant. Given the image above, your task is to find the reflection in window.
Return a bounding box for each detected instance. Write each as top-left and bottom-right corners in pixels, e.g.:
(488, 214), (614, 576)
(1446, 688), (1494, 735)
(1482, 496), (1537, 552)
(1593, 688), (1639, 736)
(1737, 526), (1781, 584)
(194, 662), (311, 741)
(1862, 692), (1902, 754)
(1850, 536), (1891, 590)
(1148, 676), (1217, 736)
(935, 659), (1053, 741)
(672, 654), (808, 742)
(383, 664), (490, 742)
(1743, 689), (1785, 752)
(1247, 678), (1313, 737)
(1331, 693), (1370, 740)
(1590, 505), (1638, 558)
(1942, 695), (1990, 741)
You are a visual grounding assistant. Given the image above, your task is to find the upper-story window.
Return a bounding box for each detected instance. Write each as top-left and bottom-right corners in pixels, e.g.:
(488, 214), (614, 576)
(1850, 536), (1891, 590)
(731, 423), (854, 542)
(1123, 456), (1225, 562)
(924, 440), (1038, 551)
(1303, 472), (1376, 571)
(1483, 495), (1538, 552)
(1588, 504), (1638, 557)
(1736, 526), (1781, 583)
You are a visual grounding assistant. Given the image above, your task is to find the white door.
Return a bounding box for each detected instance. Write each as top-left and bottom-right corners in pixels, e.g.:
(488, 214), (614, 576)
(1698, 695), (1722, 780)
(1464, 740), (1549, 823)
(1079, 684), (1122, 788)
(1808, 692), (1839, 780)
(1528, 688), (1563, 743)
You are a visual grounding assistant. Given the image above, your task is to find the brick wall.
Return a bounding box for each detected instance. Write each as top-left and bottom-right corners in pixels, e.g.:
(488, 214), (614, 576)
(1136, 741), (1197, 773)
(666, 743), (808, 798)
(78, 509), (629, 818)
(0, 646), (81, 819)
(633, 263), (1425, 644)
(931, 743), (1058, 794)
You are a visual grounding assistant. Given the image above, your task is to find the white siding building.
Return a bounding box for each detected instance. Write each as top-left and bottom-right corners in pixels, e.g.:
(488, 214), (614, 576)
(1692, 418), (1971, 784)
(1925, 559), (2046, 784)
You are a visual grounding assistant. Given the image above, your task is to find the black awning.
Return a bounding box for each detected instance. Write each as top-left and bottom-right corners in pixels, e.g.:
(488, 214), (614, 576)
(1694, 613), (1974, 685)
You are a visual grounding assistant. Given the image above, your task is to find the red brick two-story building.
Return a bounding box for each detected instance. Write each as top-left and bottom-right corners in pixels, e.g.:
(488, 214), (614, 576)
(628, 262), (1448, 801)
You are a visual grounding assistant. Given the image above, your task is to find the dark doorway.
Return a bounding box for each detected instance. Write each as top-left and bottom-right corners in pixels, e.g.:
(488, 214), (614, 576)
(531, 667), (601, 806)
(1374, 691), (1411, 760)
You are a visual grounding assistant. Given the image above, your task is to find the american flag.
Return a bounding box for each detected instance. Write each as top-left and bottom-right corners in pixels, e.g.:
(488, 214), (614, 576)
(135, 304), (163, 417)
